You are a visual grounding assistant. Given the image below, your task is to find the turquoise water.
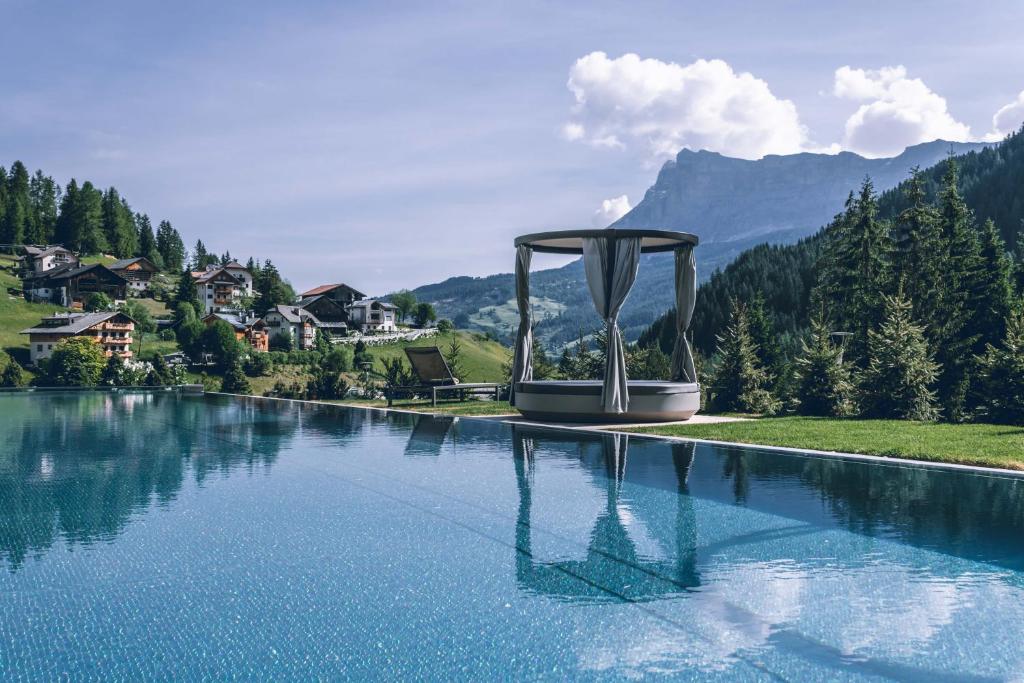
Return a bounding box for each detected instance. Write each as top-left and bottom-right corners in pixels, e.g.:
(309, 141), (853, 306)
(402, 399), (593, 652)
(1, 393), (1022, 680)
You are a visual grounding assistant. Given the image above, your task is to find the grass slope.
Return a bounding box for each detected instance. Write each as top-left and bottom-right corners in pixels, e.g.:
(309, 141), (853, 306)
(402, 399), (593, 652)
(0, 255), (63, 360)
(366, 331), (508, 383)
(628, 417), (1024, 470)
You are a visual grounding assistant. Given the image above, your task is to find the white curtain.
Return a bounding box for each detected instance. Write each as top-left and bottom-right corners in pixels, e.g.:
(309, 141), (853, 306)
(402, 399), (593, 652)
(509, 244), (533, 406)
(670, 245), (698, 383)
(582, 236), (641, 413)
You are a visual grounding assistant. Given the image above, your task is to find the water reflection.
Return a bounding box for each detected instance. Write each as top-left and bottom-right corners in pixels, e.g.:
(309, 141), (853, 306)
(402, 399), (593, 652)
(512, 427), (700, 602)
(0, 393), (293, 569)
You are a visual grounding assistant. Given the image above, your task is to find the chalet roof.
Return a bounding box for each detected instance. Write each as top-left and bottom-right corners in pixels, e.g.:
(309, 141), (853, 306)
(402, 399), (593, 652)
(300, 282), (367, 298)
(25, 245), (73, 258)
(351, 298), (397, 310)
(221, 261), (247, 270)
(192, 267), (242, 285)
(203, 311), (264, 331)
(21, 311), (134, 335)
(296, 295), (346, 313)
(24, 263), (125, 284)
(109, 256), (159, 272)
(267, 304), (319, 325)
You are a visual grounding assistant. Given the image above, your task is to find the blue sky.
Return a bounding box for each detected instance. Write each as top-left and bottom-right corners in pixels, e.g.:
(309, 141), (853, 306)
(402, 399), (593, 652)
(2, 0), (1023, 293)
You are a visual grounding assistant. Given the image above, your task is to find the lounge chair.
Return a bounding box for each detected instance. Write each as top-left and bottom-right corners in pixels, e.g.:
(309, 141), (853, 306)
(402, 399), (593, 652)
(384, 346), (503, 406)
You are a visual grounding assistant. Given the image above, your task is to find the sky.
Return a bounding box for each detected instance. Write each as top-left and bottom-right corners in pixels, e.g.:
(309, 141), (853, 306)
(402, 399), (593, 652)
(2, 0), (1023, 294)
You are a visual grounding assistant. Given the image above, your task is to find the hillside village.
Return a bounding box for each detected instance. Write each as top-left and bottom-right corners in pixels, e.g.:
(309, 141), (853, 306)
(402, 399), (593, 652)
(1, 235), (514, 400)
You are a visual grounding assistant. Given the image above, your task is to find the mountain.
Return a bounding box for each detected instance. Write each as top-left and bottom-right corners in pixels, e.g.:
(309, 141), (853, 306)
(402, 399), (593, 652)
(639, 126), (1024, 359)
(409, 140), (990, 349)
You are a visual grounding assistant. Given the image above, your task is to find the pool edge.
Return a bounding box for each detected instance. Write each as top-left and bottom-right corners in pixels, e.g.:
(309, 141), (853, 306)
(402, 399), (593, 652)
(209, 392), (1024, 481)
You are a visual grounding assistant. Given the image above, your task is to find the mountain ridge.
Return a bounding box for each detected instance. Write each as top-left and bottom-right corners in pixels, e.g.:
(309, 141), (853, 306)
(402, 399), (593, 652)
(406, 139), (992, 349)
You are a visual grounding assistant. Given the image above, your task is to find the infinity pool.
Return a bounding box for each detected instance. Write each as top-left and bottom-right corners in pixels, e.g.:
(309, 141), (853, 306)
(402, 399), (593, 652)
(1, 392), (1022, 680)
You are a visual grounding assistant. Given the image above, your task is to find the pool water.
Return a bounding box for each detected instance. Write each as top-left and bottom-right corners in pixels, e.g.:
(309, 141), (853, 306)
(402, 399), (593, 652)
(1, 392), (1022, 680)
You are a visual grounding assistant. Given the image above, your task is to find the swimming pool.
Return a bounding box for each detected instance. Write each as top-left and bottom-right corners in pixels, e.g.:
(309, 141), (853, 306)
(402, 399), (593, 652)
(1, 392), (1022, 680)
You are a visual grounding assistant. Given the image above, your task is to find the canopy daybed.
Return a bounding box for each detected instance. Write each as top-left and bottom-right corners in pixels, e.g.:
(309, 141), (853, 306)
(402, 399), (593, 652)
(510, 228), (699, 422)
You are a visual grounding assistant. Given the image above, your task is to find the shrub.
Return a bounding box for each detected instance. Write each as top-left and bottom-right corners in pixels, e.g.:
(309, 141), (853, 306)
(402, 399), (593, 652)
(220, 360), (252, 394)
(269, 331), (294, 352)
(324, 346), (353, 373)
(1, 358), (26, 387)
(436, 319), (454, 334)
(413, 302), (437, 327)
(158, 328), (176, 341)
(84, 292), (112, 312)
(305, 367), (350, 400)
(201, 320), (243, 370)
(44, 338), (106, 387)
(244, 353), (273, 377)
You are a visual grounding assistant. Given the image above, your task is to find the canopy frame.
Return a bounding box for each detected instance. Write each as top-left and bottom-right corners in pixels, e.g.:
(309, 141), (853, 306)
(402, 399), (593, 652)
(510, 228), (699, 414)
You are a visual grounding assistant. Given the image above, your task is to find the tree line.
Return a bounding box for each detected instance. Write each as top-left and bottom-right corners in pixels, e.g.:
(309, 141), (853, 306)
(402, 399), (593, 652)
(648, 154), (1024, 425)
(0, 160), (185, 270)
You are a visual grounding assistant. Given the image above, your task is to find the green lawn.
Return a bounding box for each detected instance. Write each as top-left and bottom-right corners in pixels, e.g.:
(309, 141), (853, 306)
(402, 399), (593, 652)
(627, 417), (1024, 470)
(0, 255), (63, 361)
(365, 331), (508, 383)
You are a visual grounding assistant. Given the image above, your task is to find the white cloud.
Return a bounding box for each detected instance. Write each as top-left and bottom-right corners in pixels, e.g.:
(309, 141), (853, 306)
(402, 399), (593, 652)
(991, 90), (1024, 139)
(592, 194), (631, 226)
(561, 122), (585, 141)
(834, 65), (972, 158)
(565, 52), (808, 161)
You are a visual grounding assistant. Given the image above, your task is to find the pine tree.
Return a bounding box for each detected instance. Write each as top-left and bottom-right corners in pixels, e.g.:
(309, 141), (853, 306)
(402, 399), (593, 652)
(191, 239), (216, 269)
(974, 306), (1024, 425)
(27, 170), (60, 244)
(135, 213), (160, 265)
(793, 312), (856, 416)
(54, 179), (80, 248)
(0, 161), (30, 245)
(933, 156), (983, 420)
(156, 220), (185, 271)
(747, 291), (782, 383)
(174, 268), (203, 313)
(710, 299), (780, 414)
(892, 167), (943, 326)
(972, 219), (1015, 352)
(101, 188), (138, 258)
(815, 179), (891, 365)
(77, 182), (107, 254)
(858, 293), (939, 421)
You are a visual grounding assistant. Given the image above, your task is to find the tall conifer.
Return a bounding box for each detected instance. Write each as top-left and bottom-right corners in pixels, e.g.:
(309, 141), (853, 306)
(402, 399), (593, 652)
(859, 293), (939, 421)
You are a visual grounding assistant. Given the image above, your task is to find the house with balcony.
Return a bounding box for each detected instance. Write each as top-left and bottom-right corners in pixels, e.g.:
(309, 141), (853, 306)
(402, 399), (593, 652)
(202, 311), (269, 352)
(19, 245), (79, 275)
(348, 299), (398, 333)
(109, 257), (160, 294)
(22, 263), (128, 308)
(21, 312), (135, 365)
(262, 305), (319, 350)
(191, 265), (254, 314)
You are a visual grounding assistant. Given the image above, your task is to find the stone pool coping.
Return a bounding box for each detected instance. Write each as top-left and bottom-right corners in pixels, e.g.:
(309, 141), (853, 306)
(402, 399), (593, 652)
(213, 393), (1024, 481)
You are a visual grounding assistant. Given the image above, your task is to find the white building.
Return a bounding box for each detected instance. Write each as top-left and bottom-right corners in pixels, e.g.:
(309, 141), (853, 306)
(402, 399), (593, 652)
(21, 312), (135, 365)
(191, 264), (254, 314)
(348, 299), (398, 333)
(262, 305), (318, 350)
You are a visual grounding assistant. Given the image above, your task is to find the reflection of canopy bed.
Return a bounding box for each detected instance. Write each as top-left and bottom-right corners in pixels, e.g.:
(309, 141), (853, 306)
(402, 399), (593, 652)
(510, 229), (700, 422)
(512, 426), (700, 602)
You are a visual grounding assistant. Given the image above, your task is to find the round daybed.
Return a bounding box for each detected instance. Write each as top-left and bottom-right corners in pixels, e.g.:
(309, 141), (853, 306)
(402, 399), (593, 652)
(509, 228), (700, 423)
